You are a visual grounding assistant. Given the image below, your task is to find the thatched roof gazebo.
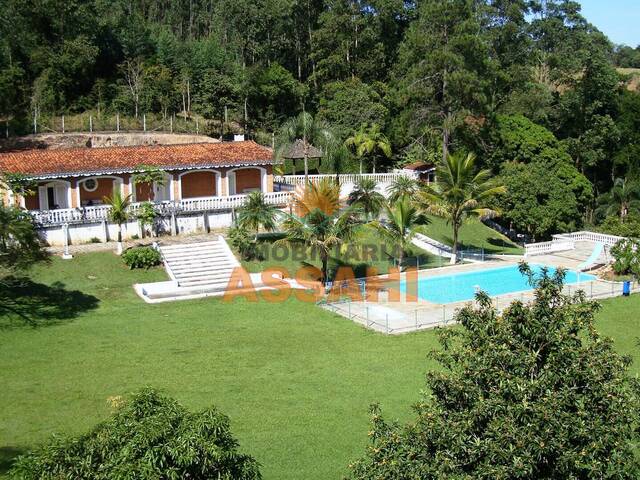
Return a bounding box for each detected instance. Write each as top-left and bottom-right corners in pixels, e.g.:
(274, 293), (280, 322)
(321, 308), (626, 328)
(281, 139), (323, 178)
(281, 138), (323, 160)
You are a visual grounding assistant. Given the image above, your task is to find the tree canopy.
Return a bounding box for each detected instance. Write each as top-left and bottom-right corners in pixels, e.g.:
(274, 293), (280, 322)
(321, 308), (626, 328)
(11, 388), (261, 479)
(349, 265), (640, 479)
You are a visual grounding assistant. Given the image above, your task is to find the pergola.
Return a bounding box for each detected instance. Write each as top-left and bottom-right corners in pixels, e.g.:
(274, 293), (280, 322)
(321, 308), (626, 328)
(281, 139), (323, 175)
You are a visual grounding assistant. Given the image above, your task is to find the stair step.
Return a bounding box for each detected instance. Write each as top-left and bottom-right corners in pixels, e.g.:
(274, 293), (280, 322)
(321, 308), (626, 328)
(178, 278), (233, 288)
(173, 270), (235, 281)
(162, 247), (227, 256)
(163, 252), (232, 263)
(167, 262), (238, 273)
(159, 241), (221, 251)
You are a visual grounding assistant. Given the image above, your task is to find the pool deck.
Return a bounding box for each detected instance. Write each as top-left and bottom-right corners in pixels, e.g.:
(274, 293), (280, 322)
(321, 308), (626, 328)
(321, 247), (636, 335)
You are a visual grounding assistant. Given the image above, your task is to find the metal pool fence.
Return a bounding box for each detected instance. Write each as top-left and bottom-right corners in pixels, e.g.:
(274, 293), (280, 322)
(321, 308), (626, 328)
(319, 278), (639, 335)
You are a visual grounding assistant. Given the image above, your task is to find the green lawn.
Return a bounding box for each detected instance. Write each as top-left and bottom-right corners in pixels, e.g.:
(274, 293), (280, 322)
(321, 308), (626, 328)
(418, 216), (523, 255)
(240, 225), (449, 278)
(0, 252), (637, 478)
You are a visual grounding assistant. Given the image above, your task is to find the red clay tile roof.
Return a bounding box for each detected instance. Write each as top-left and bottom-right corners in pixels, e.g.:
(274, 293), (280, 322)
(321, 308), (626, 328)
(0, 141), (274, 179)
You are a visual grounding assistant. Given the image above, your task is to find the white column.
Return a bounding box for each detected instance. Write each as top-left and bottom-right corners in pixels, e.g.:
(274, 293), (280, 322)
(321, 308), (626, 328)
(62, 223), (73, 259)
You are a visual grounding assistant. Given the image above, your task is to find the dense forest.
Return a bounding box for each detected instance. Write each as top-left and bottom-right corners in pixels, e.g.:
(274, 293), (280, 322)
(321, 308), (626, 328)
(1, 0), (640, 239)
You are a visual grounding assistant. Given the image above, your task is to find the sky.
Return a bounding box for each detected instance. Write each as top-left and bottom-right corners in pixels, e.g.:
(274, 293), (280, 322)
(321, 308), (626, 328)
(578, 0), (640, 47)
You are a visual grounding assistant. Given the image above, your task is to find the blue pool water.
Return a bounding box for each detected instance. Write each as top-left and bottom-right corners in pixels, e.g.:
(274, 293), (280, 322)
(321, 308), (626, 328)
(401, 264), (595, 304)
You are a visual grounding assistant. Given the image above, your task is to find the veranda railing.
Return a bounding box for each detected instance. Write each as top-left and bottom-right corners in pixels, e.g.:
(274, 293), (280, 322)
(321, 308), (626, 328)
(29, 191), (293, 226)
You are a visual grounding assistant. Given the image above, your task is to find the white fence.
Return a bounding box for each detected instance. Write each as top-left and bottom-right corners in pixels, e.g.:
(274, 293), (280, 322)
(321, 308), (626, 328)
(524, 239), (576, 257)
(323, 278), (640, 335)
(552, 231), (624, 248)
(525, 231), (626, 257)
(30, 191), (293, 226)
(274, 172), (418, 187)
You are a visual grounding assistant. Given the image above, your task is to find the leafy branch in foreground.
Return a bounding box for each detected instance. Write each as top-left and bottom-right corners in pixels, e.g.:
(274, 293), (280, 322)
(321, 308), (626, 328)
(349, 264), (640, 479)
(11, 388), (261, 479)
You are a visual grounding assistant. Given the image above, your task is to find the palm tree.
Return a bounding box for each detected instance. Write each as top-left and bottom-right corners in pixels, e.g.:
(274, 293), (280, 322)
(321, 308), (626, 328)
(278, 112), (335, 184)
(236, 191), (279, 240)
(386, 175), (419, 203)
(596, 177), (640, 222)
(104, 188), (132, 255)
(418, 153), (505, 264)
(369, 197), (420, 270)
(345, 124), (392, 173)
(280, 179), (360, 282)
(348, 177), (386, 220)
(291, 178), (341, 217)
(345, 126), (368, 174)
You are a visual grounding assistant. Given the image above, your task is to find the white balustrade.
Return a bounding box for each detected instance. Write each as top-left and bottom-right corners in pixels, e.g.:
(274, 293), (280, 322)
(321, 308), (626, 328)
(274, 171), (418, 187)
(552, 231), (624, 248)
(29, 191), (294, 226)
(524, 240), (575, 257)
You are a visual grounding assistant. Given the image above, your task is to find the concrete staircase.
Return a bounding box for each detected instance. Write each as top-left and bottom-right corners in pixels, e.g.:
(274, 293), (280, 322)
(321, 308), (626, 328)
(159, 238), (240, 289)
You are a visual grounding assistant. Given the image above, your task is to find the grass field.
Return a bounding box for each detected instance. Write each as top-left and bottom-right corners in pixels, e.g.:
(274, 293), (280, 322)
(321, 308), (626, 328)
(240, 220), (522, 279)
(418, 216), (523, 255)
(0, 251), (636, 478)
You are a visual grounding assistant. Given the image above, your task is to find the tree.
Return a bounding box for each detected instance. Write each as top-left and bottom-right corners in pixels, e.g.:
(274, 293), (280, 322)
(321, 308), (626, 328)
(280, 179), (360, 281)
(103, 189), (131, 255)
(499, 159), (592, 240)
(386, 175), (419, 203)
(136, 202), (157, 238)
(393, 0), (489, 163)
(0, 204), (48, 280)
(121, 58), (145, 118)
(278, 112), (335, 183)
(132, 165), (167, 202)
(1, 172), (36, 200)
(318, 79), (388, 139)
(347, 177), (385, 220)
(369, 197), (420, 269)
(345, 124), (391, 173)
(248, 63), (302, 129)
(236, 191), (279, 240)
(11, 388), (261, 479)
(419, 153), (505, 263)
(350, 266), (640, 479)
(596, 177), (640, 222)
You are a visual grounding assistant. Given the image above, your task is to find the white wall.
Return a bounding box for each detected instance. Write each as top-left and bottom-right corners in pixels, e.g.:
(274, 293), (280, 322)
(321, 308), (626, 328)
(37, 211), (236, 246)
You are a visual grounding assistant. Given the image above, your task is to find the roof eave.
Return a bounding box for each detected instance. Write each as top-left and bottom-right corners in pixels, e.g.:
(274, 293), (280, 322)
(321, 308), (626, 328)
(12, 159), (275, 180)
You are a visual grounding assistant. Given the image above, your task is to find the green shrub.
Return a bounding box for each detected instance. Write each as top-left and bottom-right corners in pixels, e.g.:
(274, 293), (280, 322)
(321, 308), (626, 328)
(88, 237), (101, 243)
(121, 246), (161, 269)
(10, 388), (261, 480)
(610, 238), (640, 277)
(597, 215), (640, 238)
(228, 224), (263, 261)
(130, 234), (140, 240)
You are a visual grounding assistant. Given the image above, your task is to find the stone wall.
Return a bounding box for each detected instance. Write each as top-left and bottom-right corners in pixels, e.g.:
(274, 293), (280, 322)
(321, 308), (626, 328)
(0, 132), (219, 152)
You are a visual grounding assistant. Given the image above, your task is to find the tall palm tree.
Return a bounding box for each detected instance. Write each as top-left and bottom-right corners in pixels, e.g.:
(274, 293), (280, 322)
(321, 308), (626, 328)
(104, 188), (132, 255)
(596, 176), (640, 222)
(345, 124), (392, 173)
(280, 180), (360, 282)
(348, 177), (386, 220)
(237, 191), (279, 240)
(345, 126), (368, 174)
(418, 152), (505, 264)
(386, 175), (419, 203)
(369, 197), (420, 270)
(278, 112), (335, 184)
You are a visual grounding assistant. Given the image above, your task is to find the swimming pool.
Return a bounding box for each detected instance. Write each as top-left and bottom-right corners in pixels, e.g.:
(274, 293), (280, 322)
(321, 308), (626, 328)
(401, 264), (595, 304)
